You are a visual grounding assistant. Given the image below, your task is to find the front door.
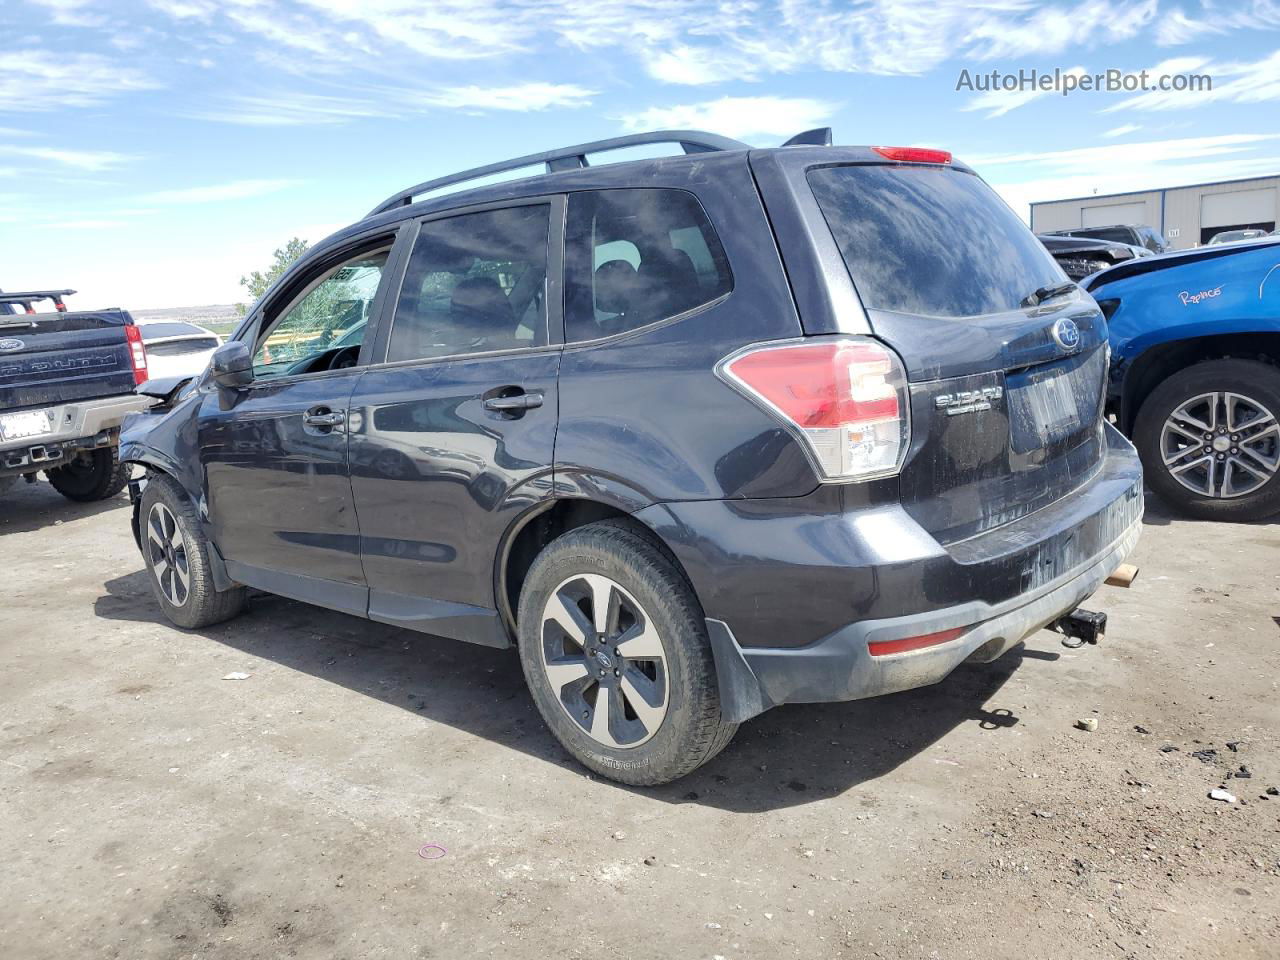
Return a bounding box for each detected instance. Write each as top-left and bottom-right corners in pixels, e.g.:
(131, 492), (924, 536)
(348, 200), (562, 644)
(198, 238), (397, 614)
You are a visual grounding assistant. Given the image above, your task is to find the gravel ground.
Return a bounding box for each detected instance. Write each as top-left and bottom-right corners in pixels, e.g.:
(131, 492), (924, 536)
(1, 479), (1277, 959)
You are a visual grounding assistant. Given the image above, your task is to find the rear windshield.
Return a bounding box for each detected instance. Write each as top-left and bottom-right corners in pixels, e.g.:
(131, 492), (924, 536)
(1073, 227), (1134, 245)
(808, 164), (1065, 318)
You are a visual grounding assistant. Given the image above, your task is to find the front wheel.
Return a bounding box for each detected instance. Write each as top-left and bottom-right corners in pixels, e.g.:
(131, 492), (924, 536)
(517, 520), (737, 786)
(46, 446), (130, 502)
(1133, 359), (1280, 521)
(139, 475), (246, 629)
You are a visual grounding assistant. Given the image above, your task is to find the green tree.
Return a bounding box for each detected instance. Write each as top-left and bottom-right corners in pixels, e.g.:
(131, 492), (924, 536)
(237, 237), (309, 314)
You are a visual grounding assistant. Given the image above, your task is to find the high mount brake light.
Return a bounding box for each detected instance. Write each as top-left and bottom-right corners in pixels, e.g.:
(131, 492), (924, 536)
(873, 146), (953, 165)
(124, 323), (148, 385)
(719, 337), (910, 482)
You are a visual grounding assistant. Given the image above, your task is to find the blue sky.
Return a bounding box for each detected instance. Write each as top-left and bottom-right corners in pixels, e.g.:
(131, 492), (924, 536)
(2, 0), (1279, 309)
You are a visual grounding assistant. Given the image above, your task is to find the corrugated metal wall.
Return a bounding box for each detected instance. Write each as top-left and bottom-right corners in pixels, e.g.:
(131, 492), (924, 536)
(1031, 175), (1280, 250)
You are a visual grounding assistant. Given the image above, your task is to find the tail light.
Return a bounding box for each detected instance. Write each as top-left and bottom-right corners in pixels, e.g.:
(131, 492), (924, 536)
(873, 146), (952, 164)
(718, 337), (910, 482)
(124, 323), (148, 385)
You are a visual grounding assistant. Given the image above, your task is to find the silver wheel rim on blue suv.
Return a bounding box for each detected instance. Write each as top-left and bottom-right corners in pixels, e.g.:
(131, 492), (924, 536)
(147, 502), (190, 606)
(1161, 391), (1280, 498)
(540, 574), (669, 748)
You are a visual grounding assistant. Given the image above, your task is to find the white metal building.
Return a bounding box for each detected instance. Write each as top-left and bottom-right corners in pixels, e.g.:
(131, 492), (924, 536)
(1029, 174), (1279, 249)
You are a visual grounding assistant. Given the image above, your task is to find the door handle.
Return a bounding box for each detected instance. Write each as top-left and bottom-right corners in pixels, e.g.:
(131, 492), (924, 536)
(303, 408), (345, 427)
(483, 391), (543, 412)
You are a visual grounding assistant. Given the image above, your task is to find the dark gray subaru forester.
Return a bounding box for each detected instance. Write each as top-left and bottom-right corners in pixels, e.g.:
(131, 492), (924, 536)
(121, 129), (1143, 785)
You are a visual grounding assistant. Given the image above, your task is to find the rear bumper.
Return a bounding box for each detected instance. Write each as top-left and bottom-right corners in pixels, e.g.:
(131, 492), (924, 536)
(0, 393), (154, 477)
(635, 423), (1143, 722)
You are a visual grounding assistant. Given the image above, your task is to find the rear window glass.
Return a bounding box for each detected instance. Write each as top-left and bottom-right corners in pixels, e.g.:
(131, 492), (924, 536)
(1074, 227), (1133, 245)
(138, 321), (208, 338)
(808, 165), (1064, 318)
(565, 188), (732, 342)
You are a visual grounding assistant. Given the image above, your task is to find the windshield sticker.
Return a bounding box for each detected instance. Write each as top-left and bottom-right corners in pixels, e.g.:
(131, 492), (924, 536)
(1178, 286), (1223, 305)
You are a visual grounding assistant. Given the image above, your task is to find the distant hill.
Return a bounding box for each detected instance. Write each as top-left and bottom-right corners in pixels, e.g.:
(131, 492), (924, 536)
(130, 304), (241, 324)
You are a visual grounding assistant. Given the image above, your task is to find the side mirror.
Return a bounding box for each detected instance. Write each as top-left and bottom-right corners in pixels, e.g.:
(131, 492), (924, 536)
(210, 341), (254, 389)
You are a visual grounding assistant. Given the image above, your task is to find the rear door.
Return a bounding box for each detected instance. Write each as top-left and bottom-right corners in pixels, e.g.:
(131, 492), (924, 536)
(197, 235), (400, 613)
(348, 198), (562, 645)
(770, 154), (1110, 543)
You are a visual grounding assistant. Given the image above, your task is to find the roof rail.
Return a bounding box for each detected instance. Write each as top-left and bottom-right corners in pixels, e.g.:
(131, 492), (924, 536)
(365, 129), (750, 218)
(0, 289), (76, 314)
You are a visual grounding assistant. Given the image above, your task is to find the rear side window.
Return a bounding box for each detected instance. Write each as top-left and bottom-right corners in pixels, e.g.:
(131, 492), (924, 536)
(565, 188), (732, 342)
(388, 204), (550, 362)
(808, 165), (1064, 319)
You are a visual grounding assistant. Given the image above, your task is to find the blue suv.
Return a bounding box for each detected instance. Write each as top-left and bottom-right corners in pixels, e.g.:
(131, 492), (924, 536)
(121, 130), (1142, 784)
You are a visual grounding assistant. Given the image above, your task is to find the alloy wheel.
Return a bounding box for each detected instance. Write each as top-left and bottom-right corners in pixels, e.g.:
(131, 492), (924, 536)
(539, 573), (669, 748)
(1160, 391), (1280, 499)
(147, 502), (191, 606)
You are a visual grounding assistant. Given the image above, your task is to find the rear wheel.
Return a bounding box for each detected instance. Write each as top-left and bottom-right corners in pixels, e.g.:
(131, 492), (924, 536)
(517, 520), (737, 785)
(1134, 359), (1280, 521)
(46, 446), (131, 502)
(139, 475), (246, 629)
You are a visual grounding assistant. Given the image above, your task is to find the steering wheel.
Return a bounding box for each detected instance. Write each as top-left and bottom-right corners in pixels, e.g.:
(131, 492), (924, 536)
(330, 345), (360, 370)
(285, 345), (361, 376)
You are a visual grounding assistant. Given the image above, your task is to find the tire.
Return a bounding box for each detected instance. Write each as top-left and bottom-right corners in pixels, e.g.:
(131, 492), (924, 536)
(517, 520), (738, 786)
(46, 446), (131, 502)
(1133, 358), (1280, 521)
(139, 474), (246, 629)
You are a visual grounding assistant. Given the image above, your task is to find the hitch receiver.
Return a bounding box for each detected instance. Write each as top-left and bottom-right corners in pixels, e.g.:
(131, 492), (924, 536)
(1049, 608), (1107, 648)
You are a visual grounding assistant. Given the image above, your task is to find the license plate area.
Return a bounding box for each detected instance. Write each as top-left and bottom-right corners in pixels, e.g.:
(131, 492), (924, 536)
(1006, 349), (1102, 454)
(0, 409), (53, 442)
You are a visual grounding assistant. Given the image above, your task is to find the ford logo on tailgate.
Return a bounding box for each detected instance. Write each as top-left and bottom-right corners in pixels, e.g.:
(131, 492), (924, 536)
(1051, 318), (1081, 352)
(0, 338), (24, 352)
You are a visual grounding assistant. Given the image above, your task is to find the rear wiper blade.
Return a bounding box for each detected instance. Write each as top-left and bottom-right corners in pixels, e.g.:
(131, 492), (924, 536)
(1021, 282), (1078, 308)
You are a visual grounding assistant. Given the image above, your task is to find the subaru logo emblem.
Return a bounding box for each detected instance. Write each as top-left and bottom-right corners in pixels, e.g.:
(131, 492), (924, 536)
(1051, 318), (1081, 352)
(594, 650), (614, 670)
(0, 338), (24, 353)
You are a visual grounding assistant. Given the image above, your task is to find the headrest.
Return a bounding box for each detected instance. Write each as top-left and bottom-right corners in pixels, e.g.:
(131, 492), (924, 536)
(593, 259), (638, 315)
(450, 276), (512, 329)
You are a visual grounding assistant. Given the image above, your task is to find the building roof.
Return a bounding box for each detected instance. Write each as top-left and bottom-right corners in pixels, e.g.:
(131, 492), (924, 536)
(1030, 172), (1280, 209)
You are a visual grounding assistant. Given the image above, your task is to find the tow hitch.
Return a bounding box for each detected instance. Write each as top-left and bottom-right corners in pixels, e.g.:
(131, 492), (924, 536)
(1050, 608), (1107, 648)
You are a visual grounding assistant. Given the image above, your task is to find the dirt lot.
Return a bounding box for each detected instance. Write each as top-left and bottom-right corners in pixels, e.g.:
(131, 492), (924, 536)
(1, 480), (1277, 960)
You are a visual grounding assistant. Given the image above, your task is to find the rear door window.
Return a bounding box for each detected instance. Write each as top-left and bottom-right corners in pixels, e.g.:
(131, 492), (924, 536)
(807, 165), (1064, 319)
(387, 204), (550, 362)
(565, 188), (732, 342)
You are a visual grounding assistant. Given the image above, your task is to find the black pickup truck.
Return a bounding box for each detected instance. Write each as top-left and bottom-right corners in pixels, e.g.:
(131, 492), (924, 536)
(1, 289), (153, 501)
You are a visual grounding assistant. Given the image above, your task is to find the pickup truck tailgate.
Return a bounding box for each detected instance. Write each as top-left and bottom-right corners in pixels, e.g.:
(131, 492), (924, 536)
(0, 311), (138, 410)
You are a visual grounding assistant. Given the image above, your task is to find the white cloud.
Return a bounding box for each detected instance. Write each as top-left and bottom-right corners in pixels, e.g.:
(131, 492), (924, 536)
(0, 145), (132, 171)
(621, 96), (837, 139)
(1102, 123), (1143, 138)
(1104, 50), (1280, 112)
(190, 93), (394, 126)
(963, 0), (1155, 60)
(138, 0), (1172, 89)
(416, 83), (597, 111)
(135, 179), (297, 205)
(0, 51), (154, 111)
(1155, 0), (1280, 45)
(972, 133), (1280, 219)
(27, 0), (107, 27)
(962, 66), (1088, 118)
(37, 219), (129, 230)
